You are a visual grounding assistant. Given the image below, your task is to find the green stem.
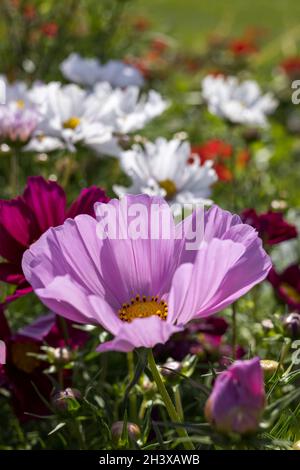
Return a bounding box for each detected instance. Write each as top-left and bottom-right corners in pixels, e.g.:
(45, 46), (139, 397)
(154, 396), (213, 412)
(127, 351), (138, 423)
(232, 302), (237, 359)
(173, 385), (184, 421)
(147, 350), (194, 450)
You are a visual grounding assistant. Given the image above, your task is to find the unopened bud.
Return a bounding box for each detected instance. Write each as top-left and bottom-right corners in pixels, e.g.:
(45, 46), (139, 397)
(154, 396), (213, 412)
(111, 421), (141, 444)
(51, 387), (82, 411)
(48, 347), (73, 365)
(160, 360), (182, 378)
(283, 312), (300, 339)
(261, 319), (274, 332)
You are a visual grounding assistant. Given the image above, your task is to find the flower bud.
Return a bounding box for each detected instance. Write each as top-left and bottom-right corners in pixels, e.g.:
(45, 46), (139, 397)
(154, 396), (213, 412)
(111, 421), (141, 444)
(51, 387), (82, 411)
(261, 319), (274, 332)
(205, 357), (265, 435)
(260, 360), (283, 380)
(283, 312), (300, 339)
(47, 346), (73, 365)
(160, 360), (182, 378)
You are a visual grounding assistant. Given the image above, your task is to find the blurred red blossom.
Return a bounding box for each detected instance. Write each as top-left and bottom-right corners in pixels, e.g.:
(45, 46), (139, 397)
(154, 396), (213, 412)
(41, 22), (58, 38)
(269, 265), (300, 312)
(191, 139), (250, 181)
(241, 209), (298, 245)
(280, 56), (300, 80)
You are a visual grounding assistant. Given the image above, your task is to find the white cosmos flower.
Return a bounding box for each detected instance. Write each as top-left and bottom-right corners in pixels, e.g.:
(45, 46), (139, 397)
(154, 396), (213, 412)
(60, 53), (144, 88)
(202, 75), (278, 127)
(0, 75), (31, 107)
(89, 83), (168, 157)
(93, 83), (168, 133)
(34, 82), (112, 152)
(113, 137), (218, 214)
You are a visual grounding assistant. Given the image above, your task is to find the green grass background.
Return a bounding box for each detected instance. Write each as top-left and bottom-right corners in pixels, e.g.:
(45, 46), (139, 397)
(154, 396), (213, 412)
(135, 0), (300, 54)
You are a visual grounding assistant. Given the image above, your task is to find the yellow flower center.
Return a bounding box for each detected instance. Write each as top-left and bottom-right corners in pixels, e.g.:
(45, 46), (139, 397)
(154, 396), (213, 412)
(16, 99), (25, 109)
(118, 295), (168, 322)
(159, 179), (177, 199)
(63, 116), (81, 130)
(11, 342), (41, 373)
(281, 283), (300, 303)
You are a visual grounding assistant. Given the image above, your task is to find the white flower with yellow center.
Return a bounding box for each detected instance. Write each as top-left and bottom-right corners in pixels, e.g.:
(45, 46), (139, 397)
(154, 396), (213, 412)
(35, 82), (112, 152)
(202, 75), (277, 127)
(113, 137), (217, 213)
(60, 53), (144, 88)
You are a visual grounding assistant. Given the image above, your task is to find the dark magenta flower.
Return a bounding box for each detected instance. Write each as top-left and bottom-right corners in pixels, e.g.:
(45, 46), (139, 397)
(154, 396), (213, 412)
(241, 209), (297, 245)
(0, 306), (87, 421)
(0, 176), (109, 302)
(268, 265), (300, 311)
(205, 357), (265, 434)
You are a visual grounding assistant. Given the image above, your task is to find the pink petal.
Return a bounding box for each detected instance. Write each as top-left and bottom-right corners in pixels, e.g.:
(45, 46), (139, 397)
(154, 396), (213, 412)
(95, 195), (177, 303)
(0, 340), (6, 364)
(97, 316), (183, 353)
(169, 239), (246, 323)
(35, 275), (98, 324)
(88, 295), (123, 335)
(18, 312), (56, 341)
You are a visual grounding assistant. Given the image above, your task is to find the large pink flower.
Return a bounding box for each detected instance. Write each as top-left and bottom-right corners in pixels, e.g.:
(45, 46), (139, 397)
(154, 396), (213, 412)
(22, 195), (271, 352)
(0, 176), (109, 302)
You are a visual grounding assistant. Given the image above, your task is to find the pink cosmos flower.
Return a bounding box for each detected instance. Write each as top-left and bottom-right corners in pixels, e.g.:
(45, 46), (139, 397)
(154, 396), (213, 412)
(22, 195), (271, 352)
(205, 357), (266, 434)
(0, 104), (39, 144)
(0, 176), (109, 302)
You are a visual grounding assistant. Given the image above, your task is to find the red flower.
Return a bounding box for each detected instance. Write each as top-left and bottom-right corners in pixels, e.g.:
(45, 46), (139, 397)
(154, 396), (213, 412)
(229, 39), (258, 56)
(0, 176), (109, 302)
(132, 16), (151, 32)
(191, 139), (249, 181)
(241, 209), (298, 245)
(0, 307), (88, 421)
(280, 57), (300, 79)
(23, 4), (36, 20)
(268, 265), (300, 311)
(41, 22), (58, 38)
(150, 37), (169, 54)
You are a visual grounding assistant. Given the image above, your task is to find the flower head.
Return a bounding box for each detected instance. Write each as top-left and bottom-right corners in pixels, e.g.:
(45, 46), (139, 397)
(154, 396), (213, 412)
(114, 138), (217, 213)
(22, 196), (271, 353)
(268, 265), (300, 311)
(205, 357), (266, 434)
(0, 176), (109, 302)
(202, 75), (277, 127)
(60, 53), (145, 88)
(241, 209), (298, 245)
(191, 139), (249, 182)
(35, 82), (112, 152)
(0, 104), (39, 143)
(280, 56), (300, 80)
